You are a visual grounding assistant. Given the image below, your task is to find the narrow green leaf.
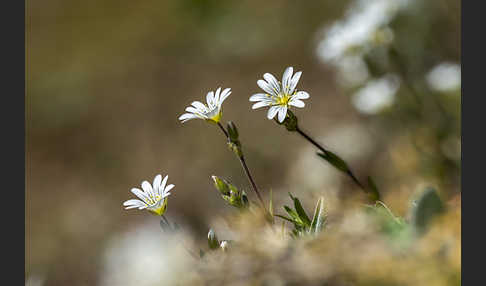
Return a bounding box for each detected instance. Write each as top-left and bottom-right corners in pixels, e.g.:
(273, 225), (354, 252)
(284, 206), (300, 222)
(275, 214), (294, 223)
(310, 197), (326, 234)
(367, 176), (381, 201)
(317, 151), (349, 173)
(289, 193), (311, 227)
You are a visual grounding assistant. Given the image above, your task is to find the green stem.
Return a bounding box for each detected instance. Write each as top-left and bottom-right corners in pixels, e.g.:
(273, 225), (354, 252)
(217, 122), (266, 211)
(295, 126), (366, 191)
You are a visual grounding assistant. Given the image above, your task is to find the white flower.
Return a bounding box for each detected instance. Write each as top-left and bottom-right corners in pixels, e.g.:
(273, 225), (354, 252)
(426, 62), (461, 93)
(316, 0), (410, 63)
(178, 87), (232, 123)
(250, 67), (310, 123)
(123, 174), (175, 216)
(351, 74), (400, 115)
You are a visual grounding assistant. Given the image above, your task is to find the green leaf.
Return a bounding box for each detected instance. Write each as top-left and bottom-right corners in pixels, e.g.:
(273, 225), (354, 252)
(367, 176), (381, 201)
(284, 206), (301, 222)
(410, 187), (445, 235)
(317, 151), (349, 173)
(310, 197), (326, 234)
(289, 193), (311, 227)
(275, 214), (294, 223)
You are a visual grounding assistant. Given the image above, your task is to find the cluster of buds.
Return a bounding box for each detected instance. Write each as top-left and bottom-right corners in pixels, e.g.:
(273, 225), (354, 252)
(207, 229), (231, 252)
(211, 176), (249, 209)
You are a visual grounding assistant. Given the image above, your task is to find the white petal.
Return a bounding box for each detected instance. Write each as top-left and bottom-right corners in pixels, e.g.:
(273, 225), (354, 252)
(277, 106), (288, 123)
(206, 92), (215, 108)
(131, 188), (149, 202)
(141, 181), (154, 198)
(123, 199), (146, 209)
(289, 71), (302, 94)
(219, 88), (231, 105)
(282, 67), (293, 93)
(289, 99), (305, 108)
(179, 113), (196, 121)
(191, 101), (208, 112)
(267, 106), (280, 120)
(214, 87), (221, 105)
(294, 90), (309, 99)
(263, 73), (281, 94)
(123, 199), (145, 207)
(163, 184), (175, 197)
(153, 175), (162, 195)
(249, 93), (269, 102)
(185, 107), (200, 114)
(252, 101), (272, 109)
(179, 114), (199, 123)
(160, 175), (169, 193)
(257, 79), (277, 96)
(165, 184), (175, 191)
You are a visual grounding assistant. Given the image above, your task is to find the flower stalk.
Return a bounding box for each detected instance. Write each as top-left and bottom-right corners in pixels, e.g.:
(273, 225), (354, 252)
(279, 110), (367, 193)
(217, 122), (266, 211)
(296, 126), (365, 190)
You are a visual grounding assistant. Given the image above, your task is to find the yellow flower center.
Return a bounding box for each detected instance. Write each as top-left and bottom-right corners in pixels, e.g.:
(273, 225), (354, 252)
(275, 93), (291, 106)
(149, 197), (168, 216)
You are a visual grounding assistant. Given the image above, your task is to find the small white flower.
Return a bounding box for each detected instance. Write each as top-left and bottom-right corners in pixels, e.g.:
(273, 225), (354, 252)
(250, 67), (310, 123)
(426, 62), (461, 93)
(178, 87), (232, 124)
(351, 74), (400, 115)
(123, 174), (175, 216)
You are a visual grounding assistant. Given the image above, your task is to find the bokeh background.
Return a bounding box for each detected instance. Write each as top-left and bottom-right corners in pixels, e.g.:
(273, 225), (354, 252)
(26, 0), (460, 285)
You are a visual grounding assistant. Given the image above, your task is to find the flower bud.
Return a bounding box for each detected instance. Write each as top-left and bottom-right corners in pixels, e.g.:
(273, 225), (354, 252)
(212, 175), (230, 196)
(211, 176), (249, 209)
(220, 240), (229, 252)
(207, 229), (220, 250)
(227, 121), (239, 142)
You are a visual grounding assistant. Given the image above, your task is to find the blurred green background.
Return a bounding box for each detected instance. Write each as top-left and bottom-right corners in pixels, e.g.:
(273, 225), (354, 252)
(26, 0), (460, 285)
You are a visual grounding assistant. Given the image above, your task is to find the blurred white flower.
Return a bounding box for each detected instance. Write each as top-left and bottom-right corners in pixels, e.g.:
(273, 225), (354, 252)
(250, 66), (310, 123)
(334, 55), (370, 87)
(426, 62), (461, 93)
(316, 0), (410, 63)
(123, 174), (175, 216)
(351, 74), (400, 115)
(99, 221), (194, 286)
(178, 87), (231, 123)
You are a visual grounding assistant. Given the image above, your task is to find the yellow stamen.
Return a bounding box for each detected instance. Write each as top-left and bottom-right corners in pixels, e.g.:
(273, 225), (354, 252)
(276, 94), (291, 106)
